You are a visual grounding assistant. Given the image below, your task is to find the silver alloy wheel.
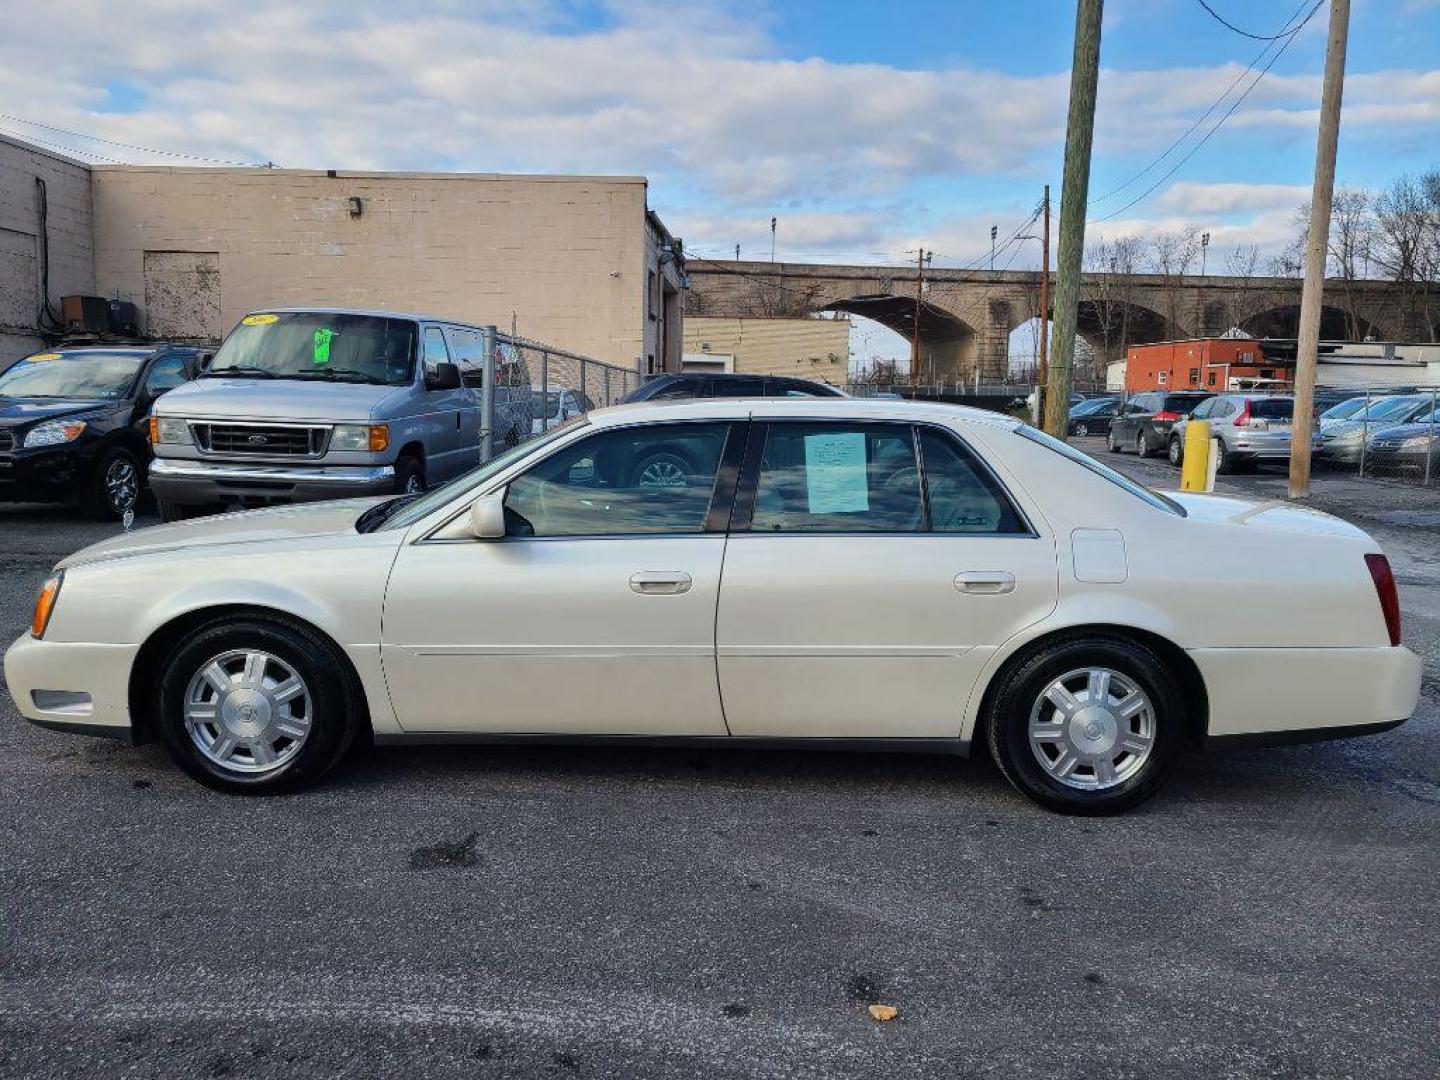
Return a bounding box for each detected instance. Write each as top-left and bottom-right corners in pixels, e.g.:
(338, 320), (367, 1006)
(404, 473), (425, 495)
(1075, 422), (1089, 436)
(106, 458), (140, 512)
(1027, 666), (1156, 791)
(638, 459), (687, 487)
(183, 649), (312, 775)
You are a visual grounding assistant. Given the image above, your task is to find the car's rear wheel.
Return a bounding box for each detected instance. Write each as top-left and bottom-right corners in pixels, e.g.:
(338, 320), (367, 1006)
(156, 617), (362, 793)
(1106, 430), (1122, 453)
(1135, 432), (1153, 458)
(986, 637), (1183, 814)
(1214, 439), (1235, 475)
(81, 446), (142, 520)
(1168, 436), (1184, 467)
(1073, 421), (1090, 437)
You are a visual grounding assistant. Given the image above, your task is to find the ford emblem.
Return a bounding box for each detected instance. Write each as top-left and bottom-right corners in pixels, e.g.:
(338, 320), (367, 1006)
(247, 434), (268, 446)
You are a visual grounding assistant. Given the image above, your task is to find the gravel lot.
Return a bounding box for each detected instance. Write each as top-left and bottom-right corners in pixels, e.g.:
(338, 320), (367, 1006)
(2, 451), (1437, 1080)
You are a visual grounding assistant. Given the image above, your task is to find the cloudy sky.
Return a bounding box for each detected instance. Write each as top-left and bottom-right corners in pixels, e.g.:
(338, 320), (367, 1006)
(3, 0), (1437, 281)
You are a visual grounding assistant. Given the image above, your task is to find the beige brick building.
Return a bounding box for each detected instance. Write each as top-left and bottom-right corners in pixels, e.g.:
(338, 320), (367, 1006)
(2, 134), (685, 372)
(682, 315), (849, 388)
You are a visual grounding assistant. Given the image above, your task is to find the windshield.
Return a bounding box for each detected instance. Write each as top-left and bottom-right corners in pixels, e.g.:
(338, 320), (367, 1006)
(532, 390), (561, 420)
(1071, 398), (1116, 416)
(1321, 398), (1367, 421)
(1016, 425), (1185, 516)
(0, 351), (145, 399)
(1359, 396), (1423, 421)
(375, 422), (583, 532)
(209, 312), (418, 385)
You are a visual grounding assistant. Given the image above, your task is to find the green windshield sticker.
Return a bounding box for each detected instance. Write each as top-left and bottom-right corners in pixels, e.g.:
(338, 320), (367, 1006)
(312, 327), (336, 365)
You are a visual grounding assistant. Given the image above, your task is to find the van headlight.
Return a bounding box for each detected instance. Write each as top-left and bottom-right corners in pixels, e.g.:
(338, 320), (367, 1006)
(149, 416), (191, 444)
(331, 424), (389, 452)
(24, 420), (87, 448)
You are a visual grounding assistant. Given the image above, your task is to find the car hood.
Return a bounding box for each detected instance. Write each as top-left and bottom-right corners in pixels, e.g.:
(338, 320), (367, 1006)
(0, 397), (120, 427)
(1167, 491), (1370, 541)
(154, 378), (411, 422)
(58, 497), (390, 568)
(1369, 422), (1439, 441)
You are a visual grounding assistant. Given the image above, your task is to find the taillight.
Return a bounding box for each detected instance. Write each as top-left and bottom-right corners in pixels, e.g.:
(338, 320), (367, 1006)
(1365, 554), (1402, 646)
(1153, 410), (1180, 422)
(1233, 401), (1251, 427)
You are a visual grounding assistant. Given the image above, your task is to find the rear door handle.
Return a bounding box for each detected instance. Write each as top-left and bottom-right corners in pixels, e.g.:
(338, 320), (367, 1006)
(630, 571), (693, 595)
(955, 571), (1016, 595)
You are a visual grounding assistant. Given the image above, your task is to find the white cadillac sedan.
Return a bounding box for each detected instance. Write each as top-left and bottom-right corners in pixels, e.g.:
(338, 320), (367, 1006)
(5, 398), (1422, 814)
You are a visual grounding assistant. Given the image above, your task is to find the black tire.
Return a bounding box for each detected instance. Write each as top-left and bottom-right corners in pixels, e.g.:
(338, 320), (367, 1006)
(1135, 431), (1154, 459)
(394, 454), (426, 496)
(80, 446), (142, 520)
(157, 497), (211, 523)
(629, 449), (694, 489)
(985, 636), (1184, 815)
(1106, 429), (1123, 453)
(1213, 439), (1234, 475)
(1168, 436), (1184, 468)
(156, 616), (363, 794)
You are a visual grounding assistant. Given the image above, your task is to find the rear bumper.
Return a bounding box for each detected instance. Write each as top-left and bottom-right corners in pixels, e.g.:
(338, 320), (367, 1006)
(150, 458), (396, 507)
(1193, 644), (1422, 742)
(4, 633), (138, 741)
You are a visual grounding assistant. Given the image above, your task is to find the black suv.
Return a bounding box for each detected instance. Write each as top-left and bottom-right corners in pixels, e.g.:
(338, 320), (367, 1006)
(1107, 391), (1213, 457)
(0, 343), (206, 518)
(624, 372), (845, 403)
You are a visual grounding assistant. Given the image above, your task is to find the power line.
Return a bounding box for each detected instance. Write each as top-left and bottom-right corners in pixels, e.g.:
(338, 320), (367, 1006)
(0, 123), (128, 164)
(1194, 0), (1316, 40)
(1088, 0), (1324, 225)
(0, 111), (266, 167)
(1090, 0), (1311, 205)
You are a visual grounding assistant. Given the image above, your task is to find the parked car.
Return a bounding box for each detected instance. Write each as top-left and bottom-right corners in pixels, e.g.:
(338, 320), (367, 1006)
(624, 372), (845, 402)
(1106, 391), (1213, 457)
(531, 386), (594, 434)
(7, 398), (1420, 815)
(1318, 395), (1373, 428)
(0, 343), (205, 519)
(1066, 397), (1120, 437)
(147, 308), (532, 519)
(1319, 394), (1436, 465)
(1167, 394), (1321, 474)
(1363, 405), (1440, 473)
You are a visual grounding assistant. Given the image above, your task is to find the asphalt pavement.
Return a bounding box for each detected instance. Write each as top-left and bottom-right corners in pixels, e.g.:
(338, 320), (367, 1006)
(1, 453), (1438, 1080)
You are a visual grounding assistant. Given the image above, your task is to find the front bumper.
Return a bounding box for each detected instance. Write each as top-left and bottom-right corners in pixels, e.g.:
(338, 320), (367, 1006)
(149, 458), (396, 507)
(4, 633), (139, 741)
(0, 444), (86, 503)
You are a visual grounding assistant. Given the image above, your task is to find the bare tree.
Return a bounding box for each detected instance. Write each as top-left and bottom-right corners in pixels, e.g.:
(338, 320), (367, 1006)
(1372, 174), (1439, 341)
(1147, 227), (1202, 335)
(1083, 235), (1144, 376)
(1288, 189), (1377, 339)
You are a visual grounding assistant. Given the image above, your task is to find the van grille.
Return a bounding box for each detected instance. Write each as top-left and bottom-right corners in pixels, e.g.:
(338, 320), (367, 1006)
(194, 423), (328, 456)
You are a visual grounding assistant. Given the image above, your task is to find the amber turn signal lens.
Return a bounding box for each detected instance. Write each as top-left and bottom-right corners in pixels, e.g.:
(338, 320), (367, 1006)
(32, 573), (62, 638)
(369, 424), (390, 452)
(148, 416), (159, 443)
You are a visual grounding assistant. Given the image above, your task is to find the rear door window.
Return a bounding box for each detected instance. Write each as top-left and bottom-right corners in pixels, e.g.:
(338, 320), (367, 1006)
(749, 423), (922, 532)
(917, 429), (1028, 534)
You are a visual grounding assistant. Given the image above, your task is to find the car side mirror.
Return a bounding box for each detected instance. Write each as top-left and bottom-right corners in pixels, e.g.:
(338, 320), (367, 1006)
(426, 362), (461, 391)
(468, 488), (507, 540)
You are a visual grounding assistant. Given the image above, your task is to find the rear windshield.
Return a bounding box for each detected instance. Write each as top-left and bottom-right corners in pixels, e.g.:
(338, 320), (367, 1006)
(1248, 398), (1293, 420)
(1015, 425), (1184, 516)
(1163, 395), (1210, 414)
(0, 350), (146, 399)
(209, 312), (418, 385)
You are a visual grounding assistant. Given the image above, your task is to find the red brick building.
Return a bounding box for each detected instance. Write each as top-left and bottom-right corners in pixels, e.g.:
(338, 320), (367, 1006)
(1124, 338), (1291, 394)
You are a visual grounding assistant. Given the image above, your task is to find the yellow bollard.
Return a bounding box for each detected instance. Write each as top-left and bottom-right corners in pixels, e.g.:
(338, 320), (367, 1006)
(1180, 420), (1212, 492)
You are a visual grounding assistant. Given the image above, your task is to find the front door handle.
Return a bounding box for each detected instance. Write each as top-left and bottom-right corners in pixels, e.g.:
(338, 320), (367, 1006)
(630, 571), (693, 595)
(955, 571), (1016, 595)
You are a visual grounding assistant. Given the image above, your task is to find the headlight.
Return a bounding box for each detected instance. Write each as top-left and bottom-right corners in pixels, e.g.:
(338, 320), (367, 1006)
(1401, 436), (1434, 449)
(331, 423), (389, 452)
(32, 571), (62, 638)
(23, 419), (87, 448)
(148, 416), (191, 444)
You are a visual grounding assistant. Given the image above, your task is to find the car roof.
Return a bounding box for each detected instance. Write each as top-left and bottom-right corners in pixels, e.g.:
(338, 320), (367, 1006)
(585, 395), (1022, 429)
(260, 306), (455, 323)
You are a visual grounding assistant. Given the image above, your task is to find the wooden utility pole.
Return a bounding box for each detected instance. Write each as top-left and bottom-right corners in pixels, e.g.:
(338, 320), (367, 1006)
(1043, 0), (1104, 438)
(1289, 0), (1350, 499)
(1038, 184), (1051, 389)
(909, 248), (931, 395)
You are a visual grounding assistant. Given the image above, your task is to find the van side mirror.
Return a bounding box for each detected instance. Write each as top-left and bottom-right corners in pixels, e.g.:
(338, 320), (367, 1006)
(468, 488), (507, 540)
(426, 362), (461, 391)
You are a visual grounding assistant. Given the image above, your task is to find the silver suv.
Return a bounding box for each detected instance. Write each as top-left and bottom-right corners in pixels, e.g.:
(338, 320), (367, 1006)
(149, 308), (532, 519)
(1168, 394), (1319, 474)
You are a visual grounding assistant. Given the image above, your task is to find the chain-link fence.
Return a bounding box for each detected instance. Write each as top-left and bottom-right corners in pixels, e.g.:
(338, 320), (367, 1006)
(1318, 385), (1440, 486)
(473, 329), (642, 461)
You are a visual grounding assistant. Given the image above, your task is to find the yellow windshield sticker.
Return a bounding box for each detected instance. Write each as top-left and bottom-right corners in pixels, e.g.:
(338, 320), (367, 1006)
(312, 327), (336, 365)
(26, 352), (63, 361)
(242, 313), (279, 326)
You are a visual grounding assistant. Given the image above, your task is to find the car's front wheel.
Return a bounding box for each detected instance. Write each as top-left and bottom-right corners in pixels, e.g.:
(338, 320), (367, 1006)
(1106, 429), (1122, 453)
(1168, 436), (1184, 467)
(1073, 421), (1090, 437)
(81, 446), (142, 520)
(156, 617), (363, 793)
(986, 636), (1183, 814)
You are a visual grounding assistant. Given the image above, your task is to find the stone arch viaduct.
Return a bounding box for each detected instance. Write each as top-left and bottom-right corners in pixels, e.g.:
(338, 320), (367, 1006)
(685, 259), (1439, 382)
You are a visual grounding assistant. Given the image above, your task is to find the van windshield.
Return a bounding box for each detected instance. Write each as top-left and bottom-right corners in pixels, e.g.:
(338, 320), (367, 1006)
(208, 312), (417, 385)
